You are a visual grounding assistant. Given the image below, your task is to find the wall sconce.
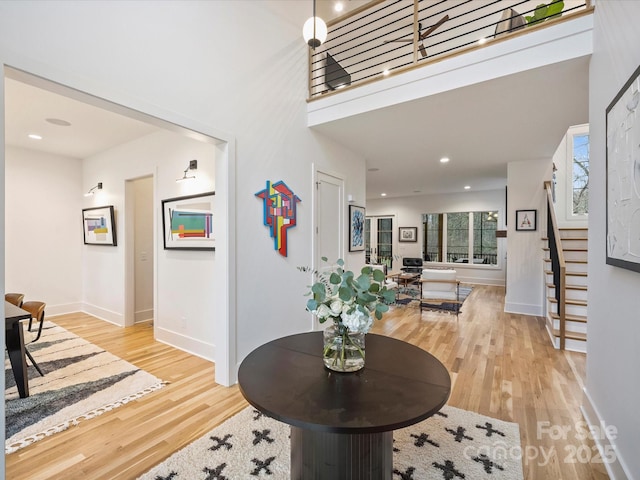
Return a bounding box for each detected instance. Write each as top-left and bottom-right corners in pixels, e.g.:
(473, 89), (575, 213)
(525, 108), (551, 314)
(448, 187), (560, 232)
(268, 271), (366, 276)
(84, 182), (103, 197)
(302, 0), (327, 48)
(176, 159), (198, 182)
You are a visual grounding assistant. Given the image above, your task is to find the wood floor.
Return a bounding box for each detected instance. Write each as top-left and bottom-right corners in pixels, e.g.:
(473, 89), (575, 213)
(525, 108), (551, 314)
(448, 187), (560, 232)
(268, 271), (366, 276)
(6, 285), (609, 479)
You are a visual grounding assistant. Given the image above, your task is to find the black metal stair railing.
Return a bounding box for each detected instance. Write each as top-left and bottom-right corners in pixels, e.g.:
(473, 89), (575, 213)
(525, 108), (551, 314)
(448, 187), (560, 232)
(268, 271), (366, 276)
(309, 0), (592, 99)
(545, 181), (566, 349)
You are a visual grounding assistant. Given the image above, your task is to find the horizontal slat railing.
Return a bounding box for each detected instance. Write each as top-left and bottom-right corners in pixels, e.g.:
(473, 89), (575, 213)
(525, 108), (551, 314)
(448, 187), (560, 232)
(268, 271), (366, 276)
(309, 0), (592, 99)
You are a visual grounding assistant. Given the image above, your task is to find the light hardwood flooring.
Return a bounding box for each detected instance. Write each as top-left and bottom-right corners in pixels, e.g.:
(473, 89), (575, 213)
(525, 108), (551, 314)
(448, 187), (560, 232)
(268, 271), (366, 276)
(6, 285), (609, 479)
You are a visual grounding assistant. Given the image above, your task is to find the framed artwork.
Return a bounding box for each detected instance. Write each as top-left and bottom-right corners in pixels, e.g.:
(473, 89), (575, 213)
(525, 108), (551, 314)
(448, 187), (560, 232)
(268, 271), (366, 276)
(606, 63), (640, 273)
(515, 209), (537, 231)
(399, 226), (418, 242)
(349, 205), (365, 251)
(162, 191), (215, 251)
(83, 205), (117, 246)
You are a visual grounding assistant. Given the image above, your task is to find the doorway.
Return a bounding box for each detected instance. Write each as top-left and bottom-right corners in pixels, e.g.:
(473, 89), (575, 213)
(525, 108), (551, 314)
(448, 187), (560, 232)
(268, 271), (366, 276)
(2, 67), (236, 385)
(314, 170), (344, 328)
(365, 215), (394, 268)
(125, 176), (154, 326)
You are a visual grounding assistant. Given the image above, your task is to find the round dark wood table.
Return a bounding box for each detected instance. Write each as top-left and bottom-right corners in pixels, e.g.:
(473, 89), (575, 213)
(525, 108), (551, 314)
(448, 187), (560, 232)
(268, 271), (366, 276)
(238, 331), (451, 480)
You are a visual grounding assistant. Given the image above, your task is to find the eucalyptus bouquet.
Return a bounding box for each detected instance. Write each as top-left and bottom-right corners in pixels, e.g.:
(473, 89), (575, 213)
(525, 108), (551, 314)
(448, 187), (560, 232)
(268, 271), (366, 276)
(301, 258), (396, 371)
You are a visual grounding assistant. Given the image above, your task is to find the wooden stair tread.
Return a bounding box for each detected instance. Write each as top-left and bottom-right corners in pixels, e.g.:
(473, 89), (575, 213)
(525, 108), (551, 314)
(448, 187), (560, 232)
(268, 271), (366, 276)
(566, 271), (587, 277)
(547, 297), (587, 306)
(550, 312), (587, 323)
(546, 283), (588, 291)
(552, 329), (587, 341)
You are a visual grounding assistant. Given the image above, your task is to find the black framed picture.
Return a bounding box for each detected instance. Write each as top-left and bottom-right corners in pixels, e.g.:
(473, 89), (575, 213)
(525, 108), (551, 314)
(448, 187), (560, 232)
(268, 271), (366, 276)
(399, 227), (417, 242)
(515, 209), (536, 231)
(82, 205), (117, 246)
(349, 205), (365, 252)
(162, 191), (215, 250)
(606, 63), (640, 273)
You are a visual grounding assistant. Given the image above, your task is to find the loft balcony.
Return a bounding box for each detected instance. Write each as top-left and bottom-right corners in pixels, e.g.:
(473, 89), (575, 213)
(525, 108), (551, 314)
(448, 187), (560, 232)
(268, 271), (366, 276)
(308, 0), (593, 126)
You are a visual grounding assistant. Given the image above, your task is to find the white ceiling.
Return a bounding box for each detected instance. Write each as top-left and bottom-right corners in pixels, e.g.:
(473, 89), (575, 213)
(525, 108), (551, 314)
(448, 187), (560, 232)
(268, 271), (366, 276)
(5, 78), (158, 159)
(4, 53), (589, 201)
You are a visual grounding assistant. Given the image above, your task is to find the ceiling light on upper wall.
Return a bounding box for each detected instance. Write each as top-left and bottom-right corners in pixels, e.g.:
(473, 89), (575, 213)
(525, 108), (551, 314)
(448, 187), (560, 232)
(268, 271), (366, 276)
(302, 0), (327, 49)
(28, 133), (42, 140)
(380, 193), (387, 197)
(46, 118), (72, 127)
(440, 157), (450, 163)
(464, 185), (471, 190)
(334, 1), (344, 13)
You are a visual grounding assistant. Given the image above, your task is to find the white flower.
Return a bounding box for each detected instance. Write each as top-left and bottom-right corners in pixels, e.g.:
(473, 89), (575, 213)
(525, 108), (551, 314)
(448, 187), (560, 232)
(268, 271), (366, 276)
(315, 303), (332, 319)
(341, 309), (372, 334)
(329, 300), (343, 316)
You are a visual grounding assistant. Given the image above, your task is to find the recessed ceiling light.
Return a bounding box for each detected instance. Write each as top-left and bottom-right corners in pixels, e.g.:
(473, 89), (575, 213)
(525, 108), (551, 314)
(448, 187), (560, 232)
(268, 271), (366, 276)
(368, 168), (380, 172)
(28, 134), (42, 140)
(440, 157), (450, 163)
(46, 118), (72, 127)
(334, 2), (344, 13)
(380, 193), (387, 197)
(383, 69), (390, 76)
(478, 37), (487, 45)
(464, 185), (471, 190)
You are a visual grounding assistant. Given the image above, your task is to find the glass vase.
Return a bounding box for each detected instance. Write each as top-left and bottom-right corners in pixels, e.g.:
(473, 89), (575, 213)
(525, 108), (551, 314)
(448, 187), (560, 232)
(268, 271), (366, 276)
(323, 323), (365, 372)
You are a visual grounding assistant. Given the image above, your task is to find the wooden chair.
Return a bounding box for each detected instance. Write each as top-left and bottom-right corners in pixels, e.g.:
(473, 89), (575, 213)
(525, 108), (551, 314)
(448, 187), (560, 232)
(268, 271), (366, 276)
(5, 293), (25, 307)
(21, 301), (46, 376)
(420, 269), (461, 317)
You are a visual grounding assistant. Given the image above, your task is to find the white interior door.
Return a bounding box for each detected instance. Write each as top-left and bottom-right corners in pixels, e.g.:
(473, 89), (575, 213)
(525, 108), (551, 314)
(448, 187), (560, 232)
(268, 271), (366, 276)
(315, 170), (344, 278)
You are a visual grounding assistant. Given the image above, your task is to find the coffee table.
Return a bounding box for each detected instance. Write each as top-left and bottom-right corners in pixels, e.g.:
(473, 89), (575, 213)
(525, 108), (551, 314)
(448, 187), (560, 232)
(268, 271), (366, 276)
(238, 331), (451, 479)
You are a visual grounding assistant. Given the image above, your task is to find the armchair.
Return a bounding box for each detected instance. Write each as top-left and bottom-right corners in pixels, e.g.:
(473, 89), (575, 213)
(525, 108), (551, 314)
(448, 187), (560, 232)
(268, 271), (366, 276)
(420, 268), (461, 316)
(401, 257), (423, 274)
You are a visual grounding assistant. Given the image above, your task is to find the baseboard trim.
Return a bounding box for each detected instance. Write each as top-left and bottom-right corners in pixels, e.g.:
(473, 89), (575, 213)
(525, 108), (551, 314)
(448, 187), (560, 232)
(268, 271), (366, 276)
(581, 388), (632, 480)
(155, 326), (215, 363)
(504, 302), (543, 316)
(47, 303), (123, 326)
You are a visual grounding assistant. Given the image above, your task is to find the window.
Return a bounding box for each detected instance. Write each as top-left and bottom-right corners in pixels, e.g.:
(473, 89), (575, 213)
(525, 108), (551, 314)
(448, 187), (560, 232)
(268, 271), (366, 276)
(423, 211), (498, 265)
(572, 133), (589, 215)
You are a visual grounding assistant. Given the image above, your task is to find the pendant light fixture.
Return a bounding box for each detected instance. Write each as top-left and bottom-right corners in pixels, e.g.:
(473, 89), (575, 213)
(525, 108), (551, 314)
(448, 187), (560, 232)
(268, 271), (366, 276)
(302, 0), (327, 48)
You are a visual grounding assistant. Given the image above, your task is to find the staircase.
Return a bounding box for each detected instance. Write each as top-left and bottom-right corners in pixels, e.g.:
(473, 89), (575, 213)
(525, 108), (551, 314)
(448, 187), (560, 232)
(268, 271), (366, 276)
(543, 227), (588, 352)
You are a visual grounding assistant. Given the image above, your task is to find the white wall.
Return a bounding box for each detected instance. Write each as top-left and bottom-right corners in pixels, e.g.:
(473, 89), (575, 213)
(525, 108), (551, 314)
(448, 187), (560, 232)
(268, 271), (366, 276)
(82, 130), (217, 360)
(505, 159), (552, 316)
(366, 189), (506, 286)
(585, 2), (640, 479)
(5, 146), (83, 313)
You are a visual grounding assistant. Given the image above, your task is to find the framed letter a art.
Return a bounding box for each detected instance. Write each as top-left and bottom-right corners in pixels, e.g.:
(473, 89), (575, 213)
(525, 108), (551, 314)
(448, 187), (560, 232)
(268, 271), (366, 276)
(349, 205), (365, 252)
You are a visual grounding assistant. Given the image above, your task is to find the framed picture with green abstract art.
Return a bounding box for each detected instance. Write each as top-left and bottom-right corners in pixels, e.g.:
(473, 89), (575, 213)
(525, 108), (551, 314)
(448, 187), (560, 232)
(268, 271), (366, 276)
(82, 205), (117, 246)
(162, 191), (215, 250)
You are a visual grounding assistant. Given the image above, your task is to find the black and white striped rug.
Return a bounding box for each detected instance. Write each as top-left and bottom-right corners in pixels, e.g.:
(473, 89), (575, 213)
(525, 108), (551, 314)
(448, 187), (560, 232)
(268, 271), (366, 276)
(140, 405), (523, 480)
(5, 321), (166, 453)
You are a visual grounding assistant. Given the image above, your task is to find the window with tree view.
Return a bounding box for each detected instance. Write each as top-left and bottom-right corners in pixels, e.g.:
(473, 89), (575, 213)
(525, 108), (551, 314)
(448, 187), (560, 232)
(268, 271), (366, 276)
(423, 211), (498, 265)
(572, 133), (589, 215)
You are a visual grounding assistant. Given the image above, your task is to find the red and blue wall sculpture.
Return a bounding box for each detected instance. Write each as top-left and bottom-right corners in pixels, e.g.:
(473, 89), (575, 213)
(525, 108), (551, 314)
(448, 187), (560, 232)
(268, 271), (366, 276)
(255, 180), (301, 257)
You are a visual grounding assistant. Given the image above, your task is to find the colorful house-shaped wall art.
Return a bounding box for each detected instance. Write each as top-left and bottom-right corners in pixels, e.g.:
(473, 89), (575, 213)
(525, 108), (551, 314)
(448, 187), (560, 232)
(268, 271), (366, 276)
(255, 180), (301, 257)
